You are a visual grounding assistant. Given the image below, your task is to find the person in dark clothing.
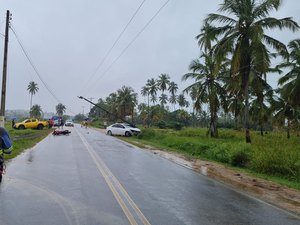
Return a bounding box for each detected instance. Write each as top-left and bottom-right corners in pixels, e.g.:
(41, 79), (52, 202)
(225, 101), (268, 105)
(11, 119), (15, 128)
(0, 127), (12, 183)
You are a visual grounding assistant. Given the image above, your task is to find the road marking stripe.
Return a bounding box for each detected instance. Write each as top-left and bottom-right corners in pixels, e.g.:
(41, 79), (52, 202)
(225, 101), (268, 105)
(76, 130), (138, 225)
(96, 151), (152, 225)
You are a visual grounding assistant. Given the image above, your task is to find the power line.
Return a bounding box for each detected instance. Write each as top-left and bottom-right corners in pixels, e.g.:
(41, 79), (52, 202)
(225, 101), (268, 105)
(82, 0), (172, 96)
(10, 25), (77, 115)
(80, 0), (147, 94)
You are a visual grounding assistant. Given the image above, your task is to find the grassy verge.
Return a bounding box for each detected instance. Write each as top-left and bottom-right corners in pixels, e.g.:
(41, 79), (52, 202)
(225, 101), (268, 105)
(120, 127), (300, 190)
(4, 125), (53, 160)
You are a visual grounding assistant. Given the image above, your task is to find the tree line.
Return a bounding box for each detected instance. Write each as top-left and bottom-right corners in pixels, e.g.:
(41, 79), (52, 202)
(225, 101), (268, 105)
(89, 0), (300, 143)
(27, 81), (66, 118)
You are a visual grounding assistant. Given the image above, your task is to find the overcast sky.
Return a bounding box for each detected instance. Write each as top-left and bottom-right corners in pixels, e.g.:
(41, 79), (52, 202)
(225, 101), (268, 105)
(0, 0), (299, 115)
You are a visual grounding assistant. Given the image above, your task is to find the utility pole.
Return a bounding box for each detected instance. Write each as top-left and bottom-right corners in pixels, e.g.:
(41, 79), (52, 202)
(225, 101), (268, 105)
(0, 10), (11, 127)
(89, 97), (94, 111)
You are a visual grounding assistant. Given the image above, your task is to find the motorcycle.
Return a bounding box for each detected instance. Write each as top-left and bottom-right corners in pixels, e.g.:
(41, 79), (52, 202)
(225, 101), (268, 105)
(52, 129), (71, 136)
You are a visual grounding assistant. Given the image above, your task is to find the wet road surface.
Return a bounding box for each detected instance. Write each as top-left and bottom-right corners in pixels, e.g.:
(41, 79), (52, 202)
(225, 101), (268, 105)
(0, 125), (299, 225)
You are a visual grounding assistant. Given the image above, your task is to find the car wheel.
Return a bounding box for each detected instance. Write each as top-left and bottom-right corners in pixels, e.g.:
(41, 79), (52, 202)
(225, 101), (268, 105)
(107, 130), (112, 136)
(37, 124), (44, 130)
(19, 125), (25, 130)
(125, 131), (131, 137)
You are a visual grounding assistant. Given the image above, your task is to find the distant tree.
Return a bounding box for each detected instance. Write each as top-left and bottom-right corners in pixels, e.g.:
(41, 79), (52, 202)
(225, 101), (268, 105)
(27, 81), (39, 109)
(116, 86), (138, 122)
(157, 74), (170, 108)
(146, 78), (158, 105)
(177, 94), (189, 109)
(30, 104), (42, 118)
(168, 81), (178, 110)
(56, 103), (66, 116)
(74, 113), (85, 122)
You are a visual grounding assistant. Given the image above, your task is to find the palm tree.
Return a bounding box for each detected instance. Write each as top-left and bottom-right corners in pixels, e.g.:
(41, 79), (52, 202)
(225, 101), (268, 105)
(106, 92), (119, 121)
(250, 74), (273, 136)
(159, 93), (168, 107)
(30, 104), (42, 118)
(157, 74), (170, 108)
(56, 103), (66, 116)
(141, 86), (149, 104)
(177, 94), (189, 109)
(146, 78), (158, 105)
(141, 85), (150, 127)
(199, 0), (299, 142)
(182, 52), (228, 137)
(271, 90), (296, 139)
(278, 39), (300, 107)
(168, 81), (178, 96)
(168, 81), (178, 110)
(116, 86), (138, 122)
(27, 81), (39, 109)
(157, 74), (170, 92)
(169, 94), (177, 111)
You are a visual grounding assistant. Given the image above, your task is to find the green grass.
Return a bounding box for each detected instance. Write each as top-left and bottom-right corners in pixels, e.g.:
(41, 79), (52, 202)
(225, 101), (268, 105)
(124, 127), (300, 190)
(3, 124), (53, 160)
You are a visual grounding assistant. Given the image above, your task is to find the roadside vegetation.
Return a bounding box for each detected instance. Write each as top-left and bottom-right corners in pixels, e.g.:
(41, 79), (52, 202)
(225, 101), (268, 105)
(5, 123), (53, 160)
(125, 128), (300, 190)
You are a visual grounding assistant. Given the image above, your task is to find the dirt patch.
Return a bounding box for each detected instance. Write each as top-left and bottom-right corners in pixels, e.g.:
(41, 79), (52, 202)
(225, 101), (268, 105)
(148, 148), (300, 216)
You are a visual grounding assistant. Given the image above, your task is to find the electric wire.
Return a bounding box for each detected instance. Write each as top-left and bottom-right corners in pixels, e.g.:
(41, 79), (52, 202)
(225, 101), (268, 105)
(79, 0), (147, 94)
(82, 0), (172, 96)
(10, 25), (77, 115)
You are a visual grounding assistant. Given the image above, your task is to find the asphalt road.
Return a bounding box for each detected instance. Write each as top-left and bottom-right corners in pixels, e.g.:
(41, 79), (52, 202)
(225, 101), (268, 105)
(0, 125), (299, 225)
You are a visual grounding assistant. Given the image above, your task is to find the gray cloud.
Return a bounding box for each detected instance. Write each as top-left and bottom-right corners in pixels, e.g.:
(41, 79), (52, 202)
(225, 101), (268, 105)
(0, 0), (299, 114)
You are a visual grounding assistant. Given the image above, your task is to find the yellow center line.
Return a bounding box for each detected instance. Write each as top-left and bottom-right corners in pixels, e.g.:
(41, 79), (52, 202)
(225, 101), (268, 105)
(96, 151), (152, 225)
(76, 130), (138, 225)
(76, 130), (151, 225)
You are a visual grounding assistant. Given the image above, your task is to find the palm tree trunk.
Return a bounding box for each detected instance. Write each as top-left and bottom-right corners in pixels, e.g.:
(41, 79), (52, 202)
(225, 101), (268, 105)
(241, 40), (252, 143)
(210, 117), (218, 137)
(209, 105), (218, 138)
(287, 119), (290, 139)
(30, 94), (33, 109)
(244, 78), (251, 143)
(259, 118), (264, 136)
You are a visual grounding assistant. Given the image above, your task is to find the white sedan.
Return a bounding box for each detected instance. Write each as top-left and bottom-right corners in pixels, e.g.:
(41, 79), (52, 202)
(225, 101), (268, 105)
(64, 120), (74, 127)
(106, 123), (141, 137)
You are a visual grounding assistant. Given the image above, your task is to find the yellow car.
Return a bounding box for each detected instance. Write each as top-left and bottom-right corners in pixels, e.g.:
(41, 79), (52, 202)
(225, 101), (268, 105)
(13, 118), (48, 130)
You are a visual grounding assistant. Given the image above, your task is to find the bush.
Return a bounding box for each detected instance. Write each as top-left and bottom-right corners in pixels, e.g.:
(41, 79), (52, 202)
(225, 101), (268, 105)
(209, 143), (231, 163)
(173, 122), (183, 131)
(231, 150), (250, 167)
(230, 143), (252, 167)
(157, 120), (167, 129)
(250, 139), (300, 181)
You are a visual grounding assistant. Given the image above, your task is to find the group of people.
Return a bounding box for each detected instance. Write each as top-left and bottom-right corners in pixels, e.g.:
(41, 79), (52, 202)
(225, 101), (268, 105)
(48, 119), (64, 128)
(81, 120), (88, 128)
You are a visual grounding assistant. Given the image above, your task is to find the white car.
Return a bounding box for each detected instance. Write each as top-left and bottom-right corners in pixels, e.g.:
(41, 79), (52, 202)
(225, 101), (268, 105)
(64, 120), (74, 127)
(106, 123), (141, 137)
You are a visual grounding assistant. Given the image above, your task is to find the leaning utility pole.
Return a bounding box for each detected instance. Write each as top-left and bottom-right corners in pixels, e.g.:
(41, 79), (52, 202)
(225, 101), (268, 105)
(0, 10), (11, 127)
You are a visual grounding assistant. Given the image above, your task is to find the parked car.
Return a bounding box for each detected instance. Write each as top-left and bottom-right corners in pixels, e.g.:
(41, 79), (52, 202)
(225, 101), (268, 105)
(106, 123), (141, 137)
(13, 118), (49, 130)
(65, 120), (74, 127)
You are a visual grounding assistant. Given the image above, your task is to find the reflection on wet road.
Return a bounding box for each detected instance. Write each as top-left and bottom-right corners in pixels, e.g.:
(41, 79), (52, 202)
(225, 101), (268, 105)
(0, 125), (299, 225)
